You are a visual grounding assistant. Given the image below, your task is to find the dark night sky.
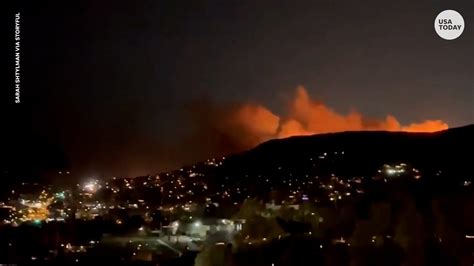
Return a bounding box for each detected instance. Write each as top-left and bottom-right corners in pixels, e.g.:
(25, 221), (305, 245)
(4, 0), (474, 178)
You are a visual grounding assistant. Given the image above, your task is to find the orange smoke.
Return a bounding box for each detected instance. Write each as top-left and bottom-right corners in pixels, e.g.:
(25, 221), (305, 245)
(230, 86), (448, 144)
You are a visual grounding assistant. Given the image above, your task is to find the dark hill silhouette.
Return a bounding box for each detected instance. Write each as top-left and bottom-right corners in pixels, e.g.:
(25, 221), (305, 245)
(217, 125), (473, 187)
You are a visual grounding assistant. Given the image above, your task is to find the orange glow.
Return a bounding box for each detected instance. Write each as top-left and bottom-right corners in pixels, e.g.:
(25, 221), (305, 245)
(229, 86), (448, 144)
(231, 104), (280, 139)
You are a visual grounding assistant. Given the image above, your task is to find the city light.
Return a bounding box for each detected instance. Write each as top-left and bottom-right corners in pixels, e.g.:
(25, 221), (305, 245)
(83, 180), (101, 193)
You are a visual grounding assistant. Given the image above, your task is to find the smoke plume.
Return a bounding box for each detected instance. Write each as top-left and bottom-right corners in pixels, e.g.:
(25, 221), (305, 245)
(193, 86), (448, 154)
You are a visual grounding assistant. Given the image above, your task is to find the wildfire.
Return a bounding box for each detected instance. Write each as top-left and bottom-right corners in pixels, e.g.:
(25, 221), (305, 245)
(229, 86), (448, 143)
(185, 86), (449, 160)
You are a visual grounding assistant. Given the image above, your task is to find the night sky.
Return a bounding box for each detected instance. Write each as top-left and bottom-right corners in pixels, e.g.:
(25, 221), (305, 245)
(5, 0), (474, 178)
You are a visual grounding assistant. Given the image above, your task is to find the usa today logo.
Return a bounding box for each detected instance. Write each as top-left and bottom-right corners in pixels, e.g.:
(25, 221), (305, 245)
(434, 10), (464, 40)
